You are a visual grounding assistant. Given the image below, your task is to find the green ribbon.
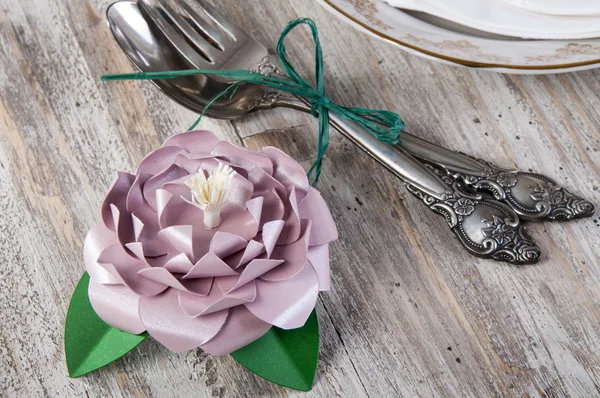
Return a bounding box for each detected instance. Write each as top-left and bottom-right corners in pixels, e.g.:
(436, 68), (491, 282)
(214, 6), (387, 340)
(102, 18), (404, 186)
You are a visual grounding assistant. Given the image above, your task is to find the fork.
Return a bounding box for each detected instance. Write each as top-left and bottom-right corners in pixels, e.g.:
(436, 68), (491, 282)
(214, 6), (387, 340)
(111, 0), (542, 263)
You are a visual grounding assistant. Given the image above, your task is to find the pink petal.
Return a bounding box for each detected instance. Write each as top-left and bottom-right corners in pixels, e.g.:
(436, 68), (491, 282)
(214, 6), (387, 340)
(126, 173), (151, 213)
(136, 146), (185, 175)
(307, 244), (330, 291)
(222, 259), (284, 292)
(130, 213), (169, 257)
(218, 205), (259, 242)
(228, 173), (254, 208)
(209, 232), (247, 259)
(173, 153), (209, 175)
(211, 141), (273, 175)
(298, 187), (338, 245)
(158, 225), (194, 259)
(159, 206), (217, 261)
(98, 243), (167, 296)
(261, 220), (284, 258)
(83, 222), (122, 284)
(132, 214), (144, 242)
(145, 255), (170, 267)
(245, 262), (319, 330)
(131, 218), (169, 257)
(102, 172), (135, 231)
(139, 289), (228, 352)
(163, 252), (195, 274)
(248, 167), (286, 197)
(246, 196), (263, 227)
(224, 240), (264, 269)
(191, 225), (219, 262)
(88, 280), (145, 334)
(260, 219), (311, 282)
(125, 242), (145, 260)
(162, 130), (221, 155)
(156, 188), (174, 228)
(255, 188), (285, 228)
(183, 278), (214, 296)
(138, 267), (212, 295)
(156, 189), (197, 232)
(109, 204), (134, 248)
(260, 147), (309, 201)
(162, 175), (196, 201)
(184, 252), (238, 278)
(178, 281), (256, 317)
(143, 164), (188, 211)
(200, 305), (271, 355)
(126, 173), (154, 217)
(277, 187), (301, 245)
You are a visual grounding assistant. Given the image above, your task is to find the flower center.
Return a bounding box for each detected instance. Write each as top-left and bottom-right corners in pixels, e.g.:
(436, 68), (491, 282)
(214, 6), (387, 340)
(183, 163), (236, 229)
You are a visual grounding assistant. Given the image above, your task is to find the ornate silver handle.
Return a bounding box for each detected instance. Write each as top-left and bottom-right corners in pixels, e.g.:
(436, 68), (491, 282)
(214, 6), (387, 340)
(401, 133), (595, 221)
(281, 100), (542, 264)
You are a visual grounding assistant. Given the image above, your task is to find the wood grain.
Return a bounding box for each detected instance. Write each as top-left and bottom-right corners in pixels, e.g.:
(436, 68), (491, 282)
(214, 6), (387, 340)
(1, 0), (599, 397)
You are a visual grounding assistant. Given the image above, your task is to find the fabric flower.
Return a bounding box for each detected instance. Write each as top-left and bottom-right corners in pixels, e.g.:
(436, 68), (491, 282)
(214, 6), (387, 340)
(84, 130), (338, 355)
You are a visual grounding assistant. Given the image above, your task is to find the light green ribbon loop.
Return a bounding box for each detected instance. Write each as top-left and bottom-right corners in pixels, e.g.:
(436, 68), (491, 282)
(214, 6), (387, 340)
(102, 17), (404, 186)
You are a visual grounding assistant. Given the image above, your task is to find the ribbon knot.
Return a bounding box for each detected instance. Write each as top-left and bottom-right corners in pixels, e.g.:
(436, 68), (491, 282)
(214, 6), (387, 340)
(311, 96), (331, 117)
(101, 17), (404, 186)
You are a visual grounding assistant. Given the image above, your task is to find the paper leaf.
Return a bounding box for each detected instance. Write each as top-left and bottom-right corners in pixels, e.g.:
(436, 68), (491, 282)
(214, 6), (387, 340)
(231, 309), (319, 391)
(65, 272), (147, 378)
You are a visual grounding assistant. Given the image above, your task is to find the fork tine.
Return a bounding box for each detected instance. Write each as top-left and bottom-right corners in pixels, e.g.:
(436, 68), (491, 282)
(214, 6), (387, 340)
(179, 2), (234, 45)
(188, 0), (250, 41)
(138, 0), (215, 67)
(154, 0), (228, 61)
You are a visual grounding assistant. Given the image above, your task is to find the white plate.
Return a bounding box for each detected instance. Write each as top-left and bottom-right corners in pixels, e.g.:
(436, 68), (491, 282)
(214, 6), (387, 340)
(501, 0), (600, 17)
(384, 0), (600, 39)
(318, 0), (600, 74)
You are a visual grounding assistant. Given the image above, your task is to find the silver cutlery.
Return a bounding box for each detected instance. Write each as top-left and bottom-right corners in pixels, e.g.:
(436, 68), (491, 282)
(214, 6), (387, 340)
(400, 136), (595, 221)
(107, 0), (542, 264)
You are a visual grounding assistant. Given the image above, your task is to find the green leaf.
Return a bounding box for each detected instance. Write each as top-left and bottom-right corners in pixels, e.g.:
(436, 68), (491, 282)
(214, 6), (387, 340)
(231, 310), (320, 391)
(64, 272), (147, 378)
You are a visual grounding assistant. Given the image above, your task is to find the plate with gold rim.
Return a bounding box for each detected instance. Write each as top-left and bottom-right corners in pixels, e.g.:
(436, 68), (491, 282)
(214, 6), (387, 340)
(318, 0), (600, 74)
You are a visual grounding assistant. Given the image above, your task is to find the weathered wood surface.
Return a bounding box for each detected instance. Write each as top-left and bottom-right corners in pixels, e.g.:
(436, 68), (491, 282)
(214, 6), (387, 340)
(1, 0), (600, 396)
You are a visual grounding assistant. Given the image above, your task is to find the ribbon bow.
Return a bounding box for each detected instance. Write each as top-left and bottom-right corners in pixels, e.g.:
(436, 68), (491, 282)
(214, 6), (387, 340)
(102, 18), (404, 186)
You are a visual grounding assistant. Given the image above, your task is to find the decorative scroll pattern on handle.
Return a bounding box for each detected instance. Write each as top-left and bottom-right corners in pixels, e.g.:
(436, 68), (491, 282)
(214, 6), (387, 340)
(405, 168), (540, 265)
(252, 55), (282, 76)
(248, 56), (283, 110)
(431, 155), (595, 222)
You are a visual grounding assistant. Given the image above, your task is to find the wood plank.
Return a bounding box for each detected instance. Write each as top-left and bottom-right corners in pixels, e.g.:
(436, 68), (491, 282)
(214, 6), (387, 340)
(1, 0), (599, 396)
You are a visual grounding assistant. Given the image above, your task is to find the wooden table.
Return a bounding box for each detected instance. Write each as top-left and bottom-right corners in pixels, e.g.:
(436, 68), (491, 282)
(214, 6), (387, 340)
(1, 0), (600, 396)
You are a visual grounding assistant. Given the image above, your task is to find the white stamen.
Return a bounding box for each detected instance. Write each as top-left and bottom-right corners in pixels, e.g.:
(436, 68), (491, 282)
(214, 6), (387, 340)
(183, 164), (236, 229)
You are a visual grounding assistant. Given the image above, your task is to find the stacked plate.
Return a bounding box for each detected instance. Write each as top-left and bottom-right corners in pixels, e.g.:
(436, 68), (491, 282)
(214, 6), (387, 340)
(318, 0), (600, 73)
